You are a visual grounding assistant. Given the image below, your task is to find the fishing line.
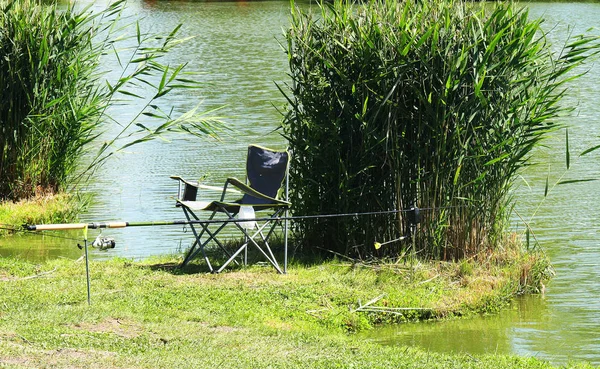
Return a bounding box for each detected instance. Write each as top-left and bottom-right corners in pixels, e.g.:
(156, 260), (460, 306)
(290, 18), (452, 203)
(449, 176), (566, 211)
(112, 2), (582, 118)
(18, 204), (468, 306)
(25, 204), (472, 231)
(0, 225), (22, 233)
(20, 204), (470, 252)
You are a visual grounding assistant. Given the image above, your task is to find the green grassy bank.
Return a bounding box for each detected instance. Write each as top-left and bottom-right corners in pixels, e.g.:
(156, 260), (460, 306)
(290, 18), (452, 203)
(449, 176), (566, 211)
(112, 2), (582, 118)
(0, 194), (81, 235)
(0, 247), (585, 369)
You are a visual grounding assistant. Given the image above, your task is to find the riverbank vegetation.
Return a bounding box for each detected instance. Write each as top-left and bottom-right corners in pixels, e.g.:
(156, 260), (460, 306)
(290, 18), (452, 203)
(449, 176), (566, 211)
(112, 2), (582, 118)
(0, 0), (95, 200)
(0, 245), (566, 369)
(0, 194), (82, 236)
(0, 0), (222, 202)
(282, 0), (600, 260)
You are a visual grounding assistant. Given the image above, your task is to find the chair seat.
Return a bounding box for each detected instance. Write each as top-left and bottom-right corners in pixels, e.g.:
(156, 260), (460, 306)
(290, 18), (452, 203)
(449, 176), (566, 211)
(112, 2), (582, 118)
(178, 200), (243, 213)
(178, 200), (287, 213)
(178, 200), (223, 212)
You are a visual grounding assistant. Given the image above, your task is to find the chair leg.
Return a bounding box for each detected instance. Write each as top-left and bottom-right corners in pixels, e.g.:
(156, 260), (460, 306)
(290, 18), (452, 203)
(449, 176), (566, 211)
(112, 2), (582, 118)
(182, 238), (201, 266)
(181, 208), (214, 272)
(233, 219), (283, 274)
(216, 243), (248, 273)
(213, 208), (283, 274)
(180, 207), (241, 271)
(182, 206), (287, 274)
(251, 209), (286, 273)
(258, 229), (279, 270)
(197, 221), (236, 261)
(284, 207), (289, 274)
(244, 233), (248, 266)
(181, 210), (209, 267)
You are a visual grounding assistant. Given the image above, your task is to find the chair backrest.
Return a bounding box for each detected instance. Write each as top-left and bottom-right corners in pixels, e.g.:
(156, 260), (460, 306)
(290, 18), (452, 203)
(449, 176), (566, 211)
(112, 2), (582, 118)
(241, 145), (289, 206)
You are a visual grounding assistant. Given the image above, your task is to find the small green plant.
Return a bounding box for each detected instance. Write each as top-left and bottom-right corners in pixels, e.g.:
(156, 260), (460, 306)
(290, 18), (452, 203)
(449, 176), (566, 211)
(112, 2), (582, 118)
(282, 0), (600, 260)
(458, 259), (474, 278)
(0, 193), (83, 234)
(0, 0), (222, 201)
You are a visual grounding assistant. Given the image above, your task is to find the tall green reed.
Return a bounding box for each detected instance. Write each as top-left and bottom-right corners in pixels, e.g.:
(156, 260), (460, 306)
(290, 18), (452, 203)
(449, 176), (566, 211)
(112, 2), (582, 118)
(282, 0), (600, 260)
(0, 0), (221, 201)
(0, 0), (90, 199)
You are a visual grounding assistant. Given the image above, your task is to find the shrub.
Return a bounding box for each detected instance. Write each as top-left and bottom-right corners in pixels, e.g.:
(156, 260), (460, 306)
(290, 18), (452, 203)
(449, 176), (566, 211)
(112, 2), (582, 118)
(282, 0), (599, 260)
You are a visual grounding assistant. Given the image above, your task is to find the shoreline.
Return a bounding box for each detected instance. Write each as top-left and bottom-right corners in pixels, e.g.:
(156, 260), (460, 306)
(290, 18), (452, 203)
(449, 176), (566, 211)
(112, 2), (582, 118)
(0, 194), (83, 236)
(0, 249), (577, 368)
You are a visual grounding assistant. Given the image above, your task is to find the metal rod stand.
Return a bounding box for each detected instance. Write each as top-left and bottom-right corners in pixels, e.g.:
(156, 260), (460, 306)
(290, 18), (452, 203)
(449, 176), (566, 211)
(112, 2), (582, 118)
(84, 238), (91, 305)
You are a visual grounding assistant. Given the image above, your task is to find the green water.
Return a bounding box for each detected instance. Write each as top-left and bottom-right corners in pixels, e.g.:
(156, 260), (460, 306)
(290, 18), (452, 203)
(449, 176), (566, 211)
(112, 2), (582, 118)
(362, 296), (552, 356)
(0, 232), (83, 260)
(75, 0), (292, 259)
(1, 0), (600, 365)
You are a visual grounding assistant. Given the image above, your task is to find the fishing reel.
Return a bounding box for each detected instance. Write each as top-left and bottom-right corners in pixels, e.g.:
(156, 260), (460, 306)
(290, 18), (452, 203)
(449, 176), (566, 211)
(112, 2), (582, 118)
(77, 233), (116, 251)
(92, 234), (116, 250)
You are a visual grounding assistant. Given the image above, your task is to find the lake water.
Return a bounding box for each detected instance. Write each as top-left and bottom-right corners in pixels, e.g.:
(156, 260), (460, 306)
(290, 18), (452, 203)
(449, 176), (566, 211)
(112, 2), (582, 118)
(2, 1), (600, 366)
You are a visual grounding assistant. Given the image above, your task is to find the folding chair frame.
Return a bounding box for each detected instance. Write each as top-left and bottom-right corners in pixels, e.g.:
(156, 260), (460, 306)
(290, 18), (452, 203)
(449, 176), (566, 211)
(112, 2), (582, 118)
(173, 145), (290, 274)
(180, 205), (286, 274)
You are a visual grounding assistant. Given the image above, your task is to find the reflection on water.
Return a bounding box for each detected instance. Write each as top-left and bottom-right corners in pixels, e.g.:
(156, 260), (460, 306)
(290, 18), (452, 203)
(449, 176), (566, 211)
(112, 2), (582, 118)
(2, 0), (600, 365)
(0, 232), (86, 261)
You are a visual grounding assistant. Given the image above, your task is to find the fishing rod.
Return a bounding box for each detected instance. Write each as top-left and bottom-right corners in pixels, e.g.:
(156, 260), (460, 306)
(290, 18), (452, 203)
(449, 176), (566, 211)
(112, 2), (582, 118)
(26, 206), (425, 259)
(26, 207), (423, 231)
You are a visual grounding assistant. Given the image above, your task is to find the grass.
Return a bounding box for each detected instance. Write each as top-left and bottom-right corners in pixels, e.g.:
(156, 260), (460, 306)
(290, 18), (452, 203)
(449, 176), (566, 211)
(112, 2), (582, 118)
(0, 194), (82, 235)
(0, 244), (578, 369)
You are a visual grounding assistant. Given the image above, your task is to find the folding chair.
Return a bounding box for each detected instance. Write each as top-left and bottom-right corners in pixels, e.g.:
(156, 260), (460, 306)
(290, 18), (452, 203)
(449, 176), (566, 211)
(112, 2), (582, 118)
(171, 145), (290, 273)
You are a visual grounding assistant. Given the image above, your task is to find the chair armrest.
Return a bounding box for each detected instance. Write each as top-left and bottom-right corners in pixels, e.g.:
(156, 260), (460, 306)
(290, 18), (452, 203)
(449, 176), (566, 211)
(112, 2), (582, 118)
(171, 176), (241, 192)
(170, 175), (199, 187)
(171, 175), (200, 201)
(226, 177), (290, 205)
(171, 176), (242, 203)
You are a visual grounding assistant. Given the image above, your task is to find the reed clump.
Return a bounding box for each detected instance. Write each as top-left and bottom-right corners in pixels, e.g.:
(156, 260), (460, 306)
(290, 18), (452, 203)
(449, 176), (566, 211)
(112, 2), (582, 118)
(0, 0), (100, 200)
(282, 0), (600, 260)
(0, 0), (221, 202)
